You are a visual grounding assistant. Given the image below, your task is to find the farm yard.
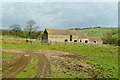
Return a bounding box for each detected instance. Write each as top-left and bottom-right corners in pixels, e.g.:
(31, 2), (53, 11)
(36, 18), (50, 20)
(1, 39), (118, 78)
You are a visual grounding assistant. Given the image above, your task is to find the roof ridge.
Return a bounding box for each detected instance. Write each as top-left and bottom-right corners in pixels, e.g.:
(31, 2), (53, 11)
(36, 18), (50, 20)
(45, 28), (77, 35)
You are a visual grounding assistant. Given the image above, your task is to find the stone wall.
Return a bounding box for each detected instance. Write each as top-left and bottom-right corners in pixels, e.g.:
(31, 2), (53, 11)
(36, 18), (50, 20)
(48, 35), (79, 42)
(89, 39), (103, 44)
(42, 34), (103, 44)
(79, 38), (89, 43)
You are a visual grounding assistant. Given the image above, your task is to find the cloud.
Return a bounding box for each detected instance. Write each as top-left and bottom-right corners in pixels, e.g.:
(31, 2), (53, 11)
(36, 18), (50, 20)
(2, 2), (118, 29)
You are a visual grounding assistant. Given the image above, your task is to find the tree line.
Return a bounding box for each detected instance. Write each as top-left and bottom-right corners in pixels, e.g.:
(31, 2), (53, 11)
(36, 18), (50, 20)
(2, 20), (43, 39)
(69, 26), (101, 30)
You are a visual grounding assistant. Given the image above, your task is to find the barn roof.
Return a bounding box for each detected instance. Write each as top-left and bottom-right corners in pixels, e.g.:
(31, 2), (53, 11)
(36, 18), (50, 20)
(78, 34), (88, 38)
(45, 29), (78, 35)
(89, 36), (102, 42)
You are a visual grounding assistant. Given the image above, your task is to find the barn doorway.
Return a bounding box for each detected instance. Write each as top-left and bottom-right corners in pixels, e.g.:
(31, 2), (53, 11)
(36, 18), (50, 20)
(80, 40), (82, 42)
(65, 39), (68, 42)
(70, 35), (72, 41)
(94, 41), (96, 43)
(74, 40), (77, 42)
(85, 40), (88, 43)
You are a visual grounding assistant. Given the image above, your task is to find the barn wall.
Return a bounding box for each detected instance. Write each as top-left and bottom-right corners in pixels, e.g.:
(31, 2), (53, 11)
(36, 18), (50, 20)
(90, 40), (103, 44)
(89, 38), (103, 44)
(79, 38), (90, 43)
(48, 35), (79, 42)
(41, 31), (48, 42)
(49, 35), (69, 39)
(99, 40), (103, 44)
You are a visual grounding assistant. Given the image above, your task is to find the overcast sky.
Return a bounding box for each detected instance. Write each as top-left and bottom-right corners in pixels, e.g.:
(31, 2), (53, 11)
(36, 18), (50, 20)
(1, 2), (118, 30)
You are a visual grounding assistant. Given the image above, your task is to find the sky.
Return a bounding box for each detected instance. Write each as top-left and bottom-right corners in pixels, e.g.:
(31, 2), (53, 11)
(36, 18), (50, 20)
(1, 2), (118, 30)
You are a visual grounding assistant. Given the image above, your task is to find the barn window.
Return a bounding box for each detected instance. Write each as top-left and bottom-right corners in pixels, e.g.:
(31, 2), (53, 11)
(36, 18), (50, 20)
(74, 40), (77, 42)
(70, 35), (72, 41)
(65, 39), (68, 42)
(80, 40), (82, 42)
(94, 41), (96, 43)
(85, 40), (88, 43)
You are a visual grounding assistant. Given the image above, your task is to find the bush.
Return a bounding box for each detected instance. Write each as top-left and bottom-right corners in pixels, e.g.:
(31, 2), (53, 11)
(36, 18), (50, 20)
(103, 29), (119, 46)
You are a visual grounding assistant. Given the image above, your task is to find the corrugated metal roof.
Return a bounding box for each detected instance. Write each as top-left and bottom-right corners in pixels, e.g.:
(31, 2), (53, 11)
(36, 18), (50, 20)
(45, 29), (78, 35)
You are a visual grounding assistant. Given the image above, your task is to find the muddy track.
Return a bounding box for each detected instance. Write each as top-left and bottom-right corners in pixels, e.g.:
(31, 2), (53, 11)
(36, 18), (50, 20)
(2, 54), (32, 78)
(2, 49), (80, 78)
(35, 54), (50, 78)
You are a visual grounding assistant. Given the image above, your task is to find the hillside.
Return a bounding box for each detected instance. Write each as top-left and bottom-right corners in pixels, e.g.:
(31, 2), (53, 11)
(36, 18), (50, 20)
(76, 27), (118, 37)
(1, 35), (27, 41)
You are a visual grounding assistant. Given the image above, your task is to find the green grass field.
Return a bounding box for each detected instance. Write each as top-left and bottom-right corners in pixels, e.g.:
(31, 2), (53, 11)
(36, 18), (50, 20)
(2, 42), (118, 78)
(77, 27), (118, 37)
(1, 35), (28, 41)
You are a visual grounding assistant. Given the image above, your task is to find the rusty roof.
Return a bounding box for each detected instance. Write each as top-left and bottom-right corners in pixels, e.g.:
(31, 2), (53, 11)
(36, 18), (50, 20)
(45, 29), (78, 35)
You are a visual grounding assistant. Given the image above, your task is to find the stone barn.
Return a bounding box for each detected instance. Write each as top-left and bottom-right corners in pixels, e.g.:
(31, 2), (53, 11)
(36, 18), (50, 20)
(41, 28), (103, 44)
(42, 29), (79, 43)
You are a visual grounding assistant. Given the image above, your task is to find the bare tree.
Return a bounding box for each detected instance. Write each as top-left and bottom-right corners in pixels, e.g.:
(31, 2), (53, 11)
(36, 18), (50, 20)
(26, 20), (36, 36)
(25, 20), (40, 38)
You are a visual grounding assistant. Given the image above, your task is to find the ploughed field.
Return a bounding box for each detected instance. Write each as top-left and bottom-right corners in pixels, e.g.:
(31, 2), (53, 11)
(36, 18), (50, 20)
(2, 48), (118, 78)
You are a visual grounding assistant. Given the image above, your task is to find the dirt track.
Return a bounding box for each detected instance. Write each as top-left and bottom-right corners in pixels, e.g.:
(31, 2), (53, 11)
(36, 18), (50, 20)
(2, 49), (100, 78)
(2, 54), (32, 78)
(2, 49), (74, 78)
(36, 54), (50, 78)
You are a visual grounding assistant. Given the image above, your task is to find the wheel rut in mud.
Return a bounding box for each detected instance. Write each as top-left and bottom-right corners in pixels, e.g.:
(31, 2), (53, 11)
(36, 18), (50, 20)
(2, 54), (31, 78)
(2, 49), (100, 78)
(35, 54), (50, 78)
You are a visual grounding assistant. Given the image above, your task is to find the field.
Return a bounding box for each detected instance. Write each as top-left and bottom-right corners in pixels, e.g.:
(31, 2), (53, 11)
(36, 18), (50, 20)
(2, 35), (28, 41)
(77, 27), (118, 37)
(1, 27), (119, 79)
(1, 41), (118, 78)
